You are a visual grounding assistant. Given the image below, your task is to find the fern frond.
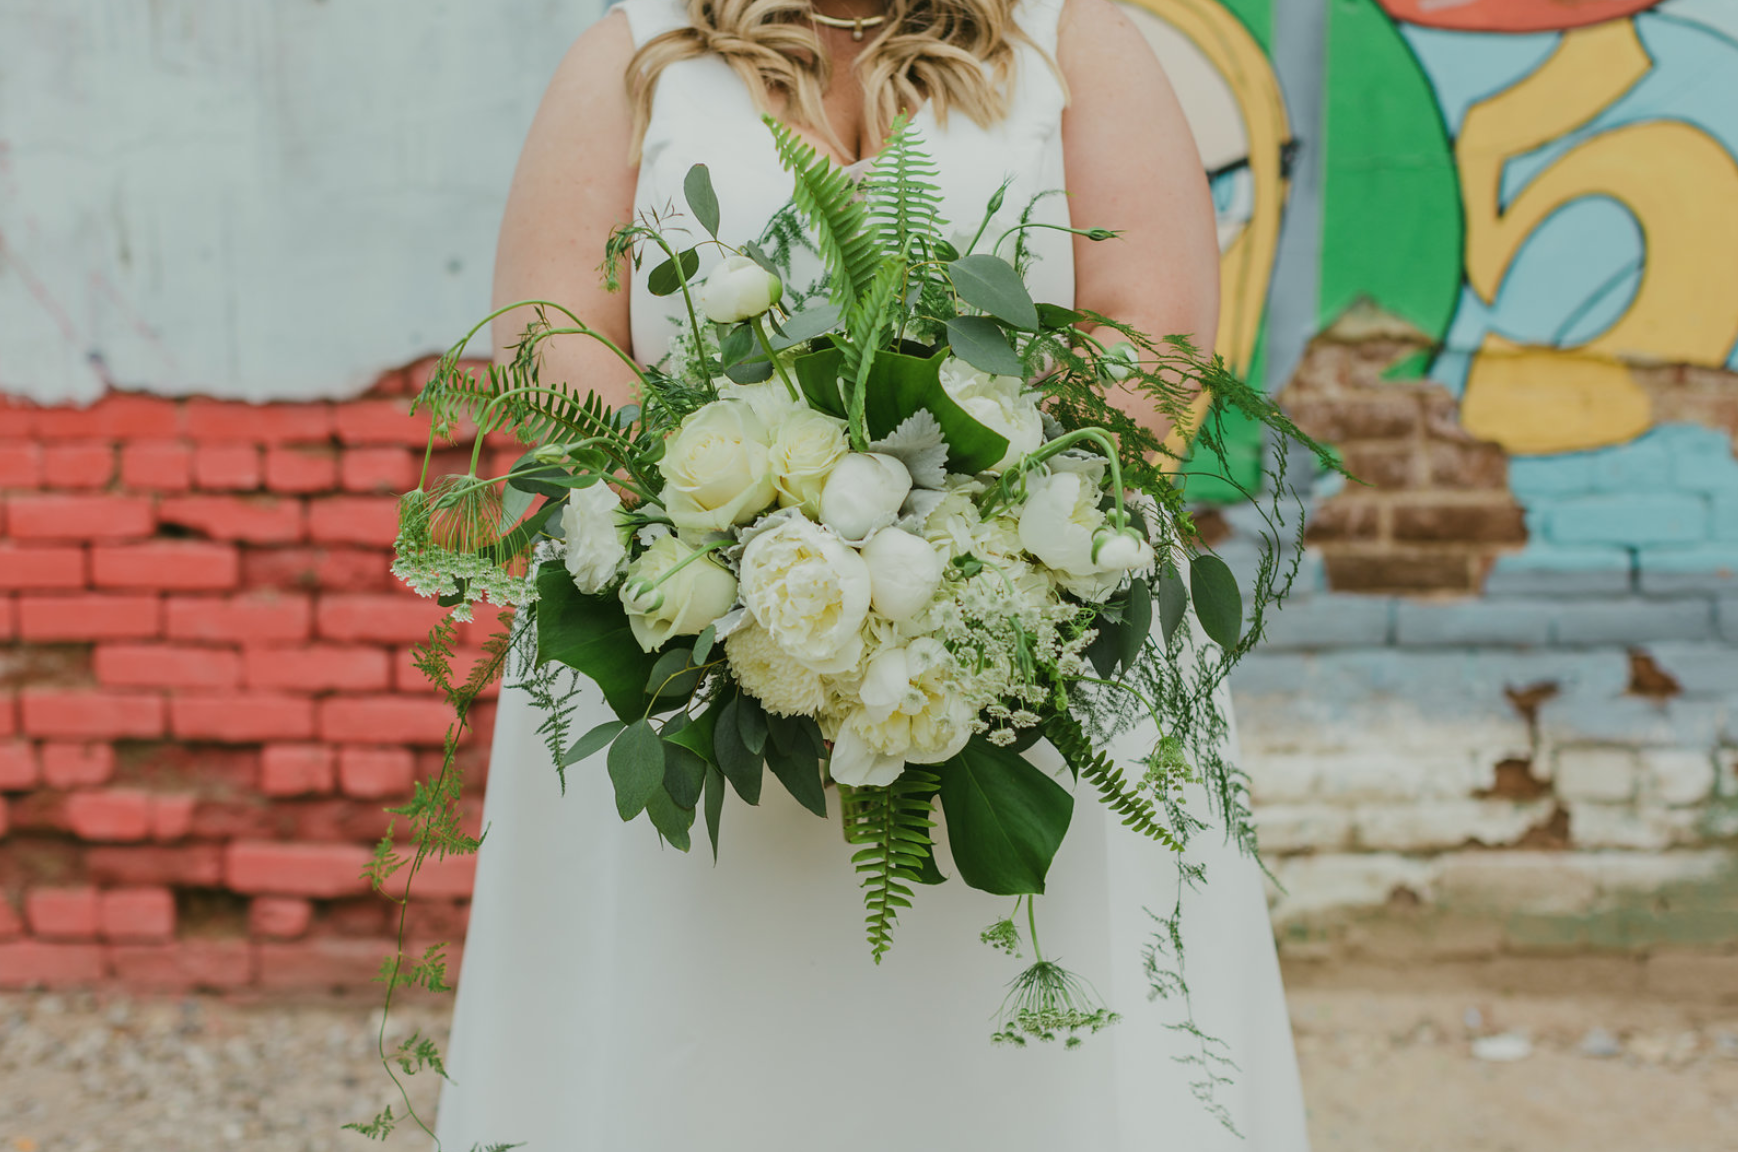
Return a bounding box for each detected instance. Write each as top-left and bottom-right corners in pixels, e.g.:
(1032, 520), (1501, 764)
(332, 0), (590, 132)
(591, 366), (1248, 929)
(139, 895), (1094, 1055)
(839, 257), (907, 439)
(763, 114), (881, 312)
(1047, 712), (1181, 851)
(840, 769), (940, 962)
(862, 113), (948, 262)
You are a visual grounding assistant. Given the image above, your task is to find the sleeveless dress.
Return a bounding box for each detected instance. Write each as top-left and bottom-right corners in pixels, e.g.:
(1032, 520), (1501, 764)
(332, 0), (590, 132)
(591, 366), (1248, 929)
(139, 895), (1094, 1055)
(434, 1), (1311, 1148)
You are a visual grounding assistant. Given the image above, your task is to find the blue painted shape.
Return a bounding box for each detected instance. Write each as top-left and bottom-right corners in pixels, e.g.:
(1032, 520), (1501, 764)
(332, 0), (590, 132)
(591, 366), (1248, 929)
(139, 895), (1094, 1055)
(1490, 198), (1644, 349)
(1395, 600), (1553, 647)
(1639, 544), (1738, 594)
(1509, 451), (1599, 500)
(1660, 0), (1738, 47)
(1398, 25), (1558, 140)
(1485, 547), (1633, 598)
(1667, 424), (1738, 492)
(1714, 495), (1738, 542)
(1547, 494), (1708, 546)
(1550, 598), (1716, 645)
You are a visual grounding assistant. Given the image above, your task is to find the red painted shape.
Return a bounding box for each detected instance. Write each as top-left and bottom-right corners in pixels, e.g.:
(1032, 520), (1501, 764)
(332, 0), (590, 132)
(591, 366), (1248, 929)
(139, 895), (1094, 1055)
(1376, 0), (1659, 31)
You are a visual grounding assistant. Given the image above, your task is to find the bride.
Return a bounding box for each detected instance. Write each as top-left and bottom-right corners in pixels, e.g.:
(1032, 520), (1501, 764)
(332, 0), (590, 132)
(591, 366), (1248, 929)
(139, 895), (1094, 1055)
(434, 0), (1310, 1147)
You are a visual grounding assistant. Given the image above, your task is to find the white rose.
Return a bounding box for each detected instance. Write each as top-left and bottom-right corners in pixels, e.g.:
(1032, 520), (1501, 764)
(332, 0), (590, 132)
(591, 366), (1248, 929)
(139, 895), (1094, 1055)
(818, 452), (912, 542)
(723, 619), (827, 718)
(938, 356), (1043, 473)
(1017, 469), (1106, 577)
(738, 512), (871, 674)
(830, 639), (973, 786)
(659, 399), (777, 532)
(560, 483), (629, 595)
(860, 528), (943, 622)
(769, 408), (849, 518)
(715, 378), (803, 427)
(700, 254), (783, 324)
(619, 535), (739, 652)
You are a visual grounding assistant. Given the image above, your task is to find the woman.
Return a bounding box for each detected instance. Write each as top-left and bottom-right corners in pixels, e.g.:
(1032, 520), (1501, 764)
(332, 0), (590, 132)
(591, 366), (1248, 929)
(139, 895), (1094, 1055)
(435, 0), (1310, 1147)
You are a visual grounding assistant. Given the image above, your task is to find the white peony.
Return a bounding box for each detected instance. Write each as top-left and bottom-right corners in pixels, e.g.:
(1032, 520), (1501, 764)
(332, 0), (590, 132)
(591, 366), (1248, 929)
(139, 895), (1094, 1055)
(818, 452), (912, 542)
(938, 356), (1044, 473)
(769, 408), (849, 518)
(659, 399), (777, 533)
(560, 483), (629, 595)
(1092, 524), (1155, 572)
(860, 528), (944, 622)
(829, 639), (974, 786)
(700, 254), (783, 324)
(738, 511), (872, 673)
(1017, 469), (1106, 578)
(723, 619), (828, 718)
(715, 378), (803, 427)
(619, 535), (739, 652)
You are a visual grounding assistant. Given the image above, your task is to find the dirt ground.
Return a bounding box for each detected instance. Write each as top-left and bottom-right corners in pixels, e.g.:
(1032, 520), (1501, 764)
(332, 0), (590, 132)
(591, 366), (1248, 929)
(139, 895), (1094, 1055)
(2, 977), (1735, 1151)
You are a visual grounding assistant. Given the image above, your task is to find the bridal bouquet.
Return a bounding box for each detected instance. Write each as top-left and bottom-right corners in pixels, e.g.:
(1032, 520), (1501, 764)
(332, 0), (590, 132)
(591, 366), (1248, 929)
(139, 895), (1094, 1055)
(357, 110), (1329, 1144)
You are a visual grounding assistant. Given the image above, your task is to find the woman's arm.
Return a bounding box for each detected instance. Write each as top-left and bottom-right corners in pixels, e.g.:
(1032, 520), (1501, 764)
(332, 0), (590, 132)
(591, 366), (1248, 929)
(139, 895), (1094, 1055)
(491, 9), (645, 408)
(1056, 0), (1220, 446)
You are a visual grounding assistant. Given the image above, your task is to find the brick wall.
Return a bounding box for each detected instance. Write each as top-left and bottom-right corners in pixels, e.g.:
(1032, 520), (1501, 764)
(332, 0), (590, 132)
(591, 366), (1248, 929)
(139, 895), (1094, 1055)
(0, 370), (515, 993)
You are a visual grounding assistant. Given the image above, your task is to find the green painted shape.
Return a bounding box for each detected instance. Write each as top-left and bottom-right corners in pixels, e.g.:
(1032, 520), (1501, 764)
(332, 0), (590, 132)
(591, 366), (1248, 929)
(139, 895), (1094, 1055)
(1319, 0), (1463, 341)
(1182, 329), (1269, 506)
(1217, 0), (1273, 53)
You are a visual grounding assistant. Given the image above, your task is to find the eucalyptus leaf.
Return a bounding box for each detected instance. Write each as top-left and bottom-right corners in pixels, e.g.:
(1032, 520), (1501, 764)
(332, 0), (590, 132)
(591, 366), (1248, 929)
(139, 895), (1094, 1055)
(703, 764), (725, 861)
(765, 715), (827, 817)
(723, 356), (774, 385)
(683, 164), (720, 238)
(607, 720), (665, 821)
(562, 719), (627, 767)
(712, 695), (764, 805)
(1189, 555), (1243, 650)
(644, 786), (694, 852)
(766, 302), (843, 350)
(1157, 563), (1188, 646)
(662, 741), (708, 809)
(692, 624), (717, 666)
(949, 254), (1040, 330)
(647, 248), (701, 297)
(944, 316), (1025, 378)
(504, 448), (576, 501)
(1119, 578), (1153, 671)
(646, 647), (701, 699)
(743, 240), (778, 276)
(938, 737), (1074, 895)
(735, 692), (769, 756)
(718, 323), (756, 368)
(1035, 302), (1086, 328)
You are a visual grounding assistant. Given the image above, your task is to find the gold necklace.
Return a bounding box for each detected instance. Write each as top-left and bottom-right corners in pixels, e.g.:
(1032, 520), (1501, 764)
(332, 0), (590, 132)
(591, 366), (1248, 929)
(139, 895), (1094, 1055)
(808, 7), (888, 40)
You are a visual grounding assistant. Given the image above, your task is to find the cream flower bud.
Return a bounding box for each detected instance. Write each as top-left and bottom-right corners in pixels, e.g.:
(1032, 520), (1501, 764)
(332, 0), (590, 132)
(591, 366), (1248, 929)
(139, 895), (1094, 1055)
(1017, 470), (1104, 577)
(619, 535), (738, 653)
(938, 357), (1043, 473)
(700, 254), (783, 324)
(1091, 524), (1155, 572)
(860, 528), (943, 622)
(819, 453), (912, 542)
(1100, 341), (1139, 382)
(560, 483), (629, 595)
(658, 399), (777, 533)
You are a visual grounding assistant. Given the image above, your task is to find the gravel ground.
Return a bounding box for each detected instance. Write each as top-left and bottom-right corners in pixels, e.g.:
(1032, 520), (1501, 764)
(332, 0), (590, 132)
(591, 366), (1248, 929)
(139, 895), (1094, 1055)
(3, 984), (1736, 1151)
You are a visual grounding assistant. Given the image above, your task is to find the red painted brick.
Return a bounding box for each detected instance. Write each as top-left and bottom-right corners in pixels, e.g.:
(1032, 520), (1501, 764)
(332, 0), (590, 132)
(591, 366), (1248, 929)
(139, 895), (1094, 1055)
(227, 839), (372, 897)
(0, 794), (8, 839)
(64, 789), (153, 841)
(93, 643), (241, 689)
(458, 602), (515, 646)
(21, 690), (165, 740)
(0, 545), (86, 590)
(408, 849), (478, 899)
(6, 493), (154, 540)
(242, 644), (390, 692)
(249, 897), (313, 939)
(333, 398), (432, 446)
(98, 887), (175, 942)
(18, 594), (161, 641)
(0, 898), (19, 941)
(169, 693), (315, 742)
(395, 645), (500, 699)
(40, 743), (115, 789)
(263, 445), (337, 493)
(0, 441), (42, 488)
(0, 397), (36, 438)
(35, 393), (180, 440)
(0, 742), (38, 790)
(86, 845), (224, 887)
(184, 398), (333, 444)
(257, 937), (390, 991)
(318, 593), (446, 644)
(0, 940), (106, 988)
(107, 938), (254, 991)
(157, 495), (302, 542)
(164, 592), (310, 643)
(338, 746), (415, 799)
(308, 496), (399, 547)
(150, 794), (195, 841)
(341, 447), (415, 493)
(91, 541), (240, 591)
(41, 441), (116, 488)
(193, 443), (261, 490)
(0, 599), (12, 643)
(320, 695), (458, 746)
(119, 440), (192, 492)
(0, 693), (14, 738)
(260, 744), (336, 797)
(25, 887), (100, 939)
(241, 546), (390, 592)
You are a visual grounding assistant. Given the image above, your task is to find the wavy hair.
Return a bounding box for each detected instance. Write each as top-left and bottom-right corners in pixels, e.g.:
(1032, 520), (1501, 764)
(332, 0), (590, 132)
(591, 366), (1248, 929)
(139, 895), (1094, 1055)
(625, 0), (1067, 164)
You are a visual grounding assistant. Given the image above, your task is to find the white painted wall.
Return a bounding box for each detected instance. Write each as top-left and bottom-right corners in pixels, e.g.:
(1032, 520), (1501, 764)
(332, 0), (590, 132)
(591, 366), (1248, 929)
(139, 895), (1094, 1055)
(0, 0), (607, 405)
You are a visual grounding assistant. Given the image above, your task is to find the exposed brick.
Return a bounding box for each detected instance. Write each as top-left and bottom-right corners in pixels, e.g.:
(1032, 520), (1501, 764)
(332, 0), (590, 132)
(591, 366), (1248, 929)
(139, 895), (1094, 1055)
(320, 695), (458, 746)
(0, 545), (86, 590)
(86, 845), (224, 887)
(1304, 501), (1382, 544)
(260, 744), (336, 797)
(41, 442), (115, 488)
(64, 789), (154, 841)
(93, 644), (241, 689)
(157, 495), (303, 543)
(241, 546), (390, 592)
(119, 441), (193, 492)
(96, 887), (176, 942)
(18, 594), (161, 641)
(256, 936), (393, 991)
(1324, 553), (1477, 594)
(164, 593), (310, 643)
(6, 494), (154, 540)
(318, 593), (446, 644)
(21, 690), (165, 740)
(0, 441), (42, 488)
(242, 644), (391, 692)
(91, 541), (240, 591)
(40, 743), (116, 789)
(263, 445), (338, 494)
(249, 897), (313, 939)
(1426, 440), (1509, 490)
(191, 443), (262, 491)
(0, 742), (39, 790)
(0, 940), (106, 988)
(184, 398), (333, 444)
(338, 746), (415, 799)
(35, 394), (179, 440)
(168, 693), (316, 742)
(1393, 501), (1527, 545)
(25, 887), (100, 939)
(333, 399), (431, 446)
(308, 496), (399, 547)
(107, 938), (254, 991)
(1338, 442), (1416, 490)
(227, 839), (372, 897)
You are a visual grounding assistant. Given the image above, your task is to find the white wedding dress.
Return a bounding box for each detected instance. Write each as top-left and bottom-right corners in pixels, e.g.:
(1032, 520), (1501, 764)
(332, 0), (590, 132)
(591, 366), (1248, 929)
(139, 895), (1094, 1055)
(435, 0), (1310, 1147)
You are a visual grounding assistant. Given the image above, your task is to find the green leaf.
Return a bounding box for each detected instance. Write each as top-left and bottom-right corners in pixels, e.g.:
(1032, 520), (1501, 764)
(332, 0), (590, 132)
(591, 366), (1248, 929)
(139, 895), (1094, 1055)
(718, 323), (757, 369)
(504, 448), (576, 501)
(949, 254), (1039, 330)
(712, 695), (764, 805)
(944, 316), (1025, 378)
(791, 344), (847, 418)
(608, 720), (665, 821)
(498, 482), (535, 533)
(683, 164), (720, 239)
(1189, 555), (1243, 650)
(662, 741), (707, 809)
(1035, 302), (1086, 328)
(645, 786), (694, 852)
(735, 691), (769, 755)
(857, 343), (1010, 474)
(765, 302), (842, 350)
(562, 719), (626, 766)
(766, 715), (827, 817)
(1120, 578), (1153, 671)
(534, 564), (663, 720)
(647, 248), (701, 297)
(938, 736), (1074, 896)
(646, 647), (701, 699)
(1157, 563), (1188, 646)
(703, 764), (725, 861)
(691, 624), (717, 666)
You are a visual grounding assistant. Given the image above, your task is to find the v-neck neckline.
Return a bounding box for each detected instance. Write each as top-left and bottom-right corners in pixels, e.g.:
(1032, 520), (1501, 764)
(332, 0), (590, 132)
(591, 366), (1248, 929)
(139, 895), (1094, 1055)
(769, 100), (938, 172)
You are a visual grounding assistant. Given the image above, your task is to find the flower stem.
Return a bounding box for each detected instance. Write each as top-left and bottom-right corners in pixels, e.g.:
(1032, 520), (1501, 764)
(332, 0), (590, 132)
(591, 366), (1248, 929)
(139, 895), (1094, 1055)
(1027, 896), (1044, 964)
(751, 315), (802, 403)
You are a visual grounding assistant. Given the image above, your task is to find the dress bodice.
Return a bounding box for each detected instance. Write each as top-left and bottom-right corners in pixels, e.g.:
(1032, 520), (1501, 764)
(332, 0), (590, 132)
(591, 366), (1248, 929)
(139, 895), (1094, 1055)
(617, 0), (1075, 368)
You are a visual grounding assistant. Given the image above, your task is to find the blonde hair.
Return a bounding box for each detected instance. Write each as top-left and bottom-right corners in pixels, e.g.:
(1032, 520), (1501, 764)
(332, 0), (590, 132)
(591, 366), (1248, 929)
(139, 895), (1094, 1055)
(625, 0), (1067, 165)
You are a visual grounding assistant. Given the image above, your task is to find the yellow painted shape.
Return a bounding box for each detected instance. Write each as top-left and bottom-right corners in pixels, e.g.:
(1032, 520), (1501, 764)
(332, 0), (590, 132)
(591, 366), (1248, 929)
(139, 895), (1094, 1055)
(1461, 337), (1652, 454)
